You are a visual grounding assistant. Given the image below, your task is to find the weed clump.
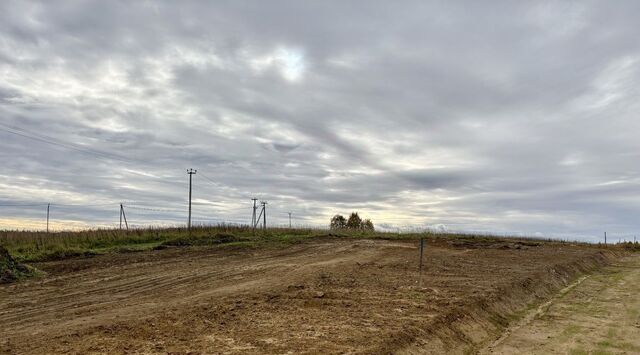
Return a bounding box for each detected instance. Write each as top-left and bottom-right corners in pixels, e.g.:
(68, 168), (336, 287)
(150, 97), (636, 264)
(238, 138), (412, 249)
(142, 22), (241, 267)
(0, 245), (35, 283)
(161, 233), (239, 247)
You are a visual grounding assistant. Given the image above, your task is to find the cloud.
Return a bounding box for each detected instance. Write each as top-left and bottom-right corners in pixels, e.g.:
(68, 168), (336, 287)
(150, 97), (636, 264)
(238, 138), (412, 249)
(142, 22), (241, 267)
(0, 1), (639, 240)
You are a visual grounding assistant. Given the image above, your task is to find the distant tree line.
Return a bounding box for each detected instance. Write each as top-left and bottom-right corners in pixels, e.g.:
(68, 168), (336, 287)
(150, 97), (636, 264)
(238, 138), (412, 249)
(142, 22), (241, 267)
(330, 212), (374, 231)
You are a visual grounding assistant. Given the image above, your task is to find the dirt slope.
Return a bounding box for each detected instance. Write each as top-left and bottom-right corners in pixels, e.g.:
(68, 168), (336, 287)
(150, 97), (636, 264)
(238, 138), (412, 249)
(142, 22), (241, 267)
(481, 255), (640, 354)
(0, 238), (617, 354)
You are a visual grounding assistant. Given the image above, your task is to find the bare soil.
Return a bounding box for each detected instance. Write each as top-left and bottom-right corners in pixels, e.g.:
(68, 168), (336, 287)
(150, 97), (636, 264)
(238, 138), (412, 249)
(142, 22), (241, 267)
(481, 255), (640, 354)
(0, 238), (617, 354)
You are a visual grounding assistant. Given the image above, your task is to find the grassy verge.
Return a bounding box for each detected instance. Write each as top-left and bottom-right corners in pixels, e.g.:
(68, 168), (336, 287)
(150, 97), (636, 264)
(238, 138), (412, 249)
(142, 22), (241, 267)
(1, 245), (42, 283)
(0, 225), (627, 264)
(0, 226), (358, 262)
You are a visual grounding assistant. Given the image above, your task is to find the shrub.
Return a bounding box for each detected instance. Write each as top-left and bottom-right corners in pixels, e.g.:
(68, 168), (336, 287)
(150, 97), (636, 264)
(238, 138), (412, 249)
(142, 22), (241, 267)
(362, 219), (374, 232)
(330, 213), (374, 231)
(330, 215), (347, 230)
(346, 212), (362, 230)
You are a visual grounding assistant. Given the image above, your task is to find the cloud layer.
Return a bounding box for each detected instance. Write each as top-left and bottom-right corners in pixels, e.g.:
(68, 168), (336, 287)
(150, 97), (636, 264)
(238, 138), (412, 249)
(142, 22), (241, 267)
(1, 1), (640, 241)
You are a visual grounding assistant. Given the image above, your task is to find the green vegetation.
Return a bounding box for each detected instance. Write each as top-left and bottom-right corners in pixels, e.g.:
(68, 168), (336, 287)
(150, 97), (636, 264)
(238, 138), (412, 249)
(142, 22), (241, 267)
(330, 212), (374, 231)
(2, 225), (404, 263)
(0, 245), (39, 283)
(0, 226), (324, 263)
(562, 325), (583, 337)
(0, 224), (627, 267)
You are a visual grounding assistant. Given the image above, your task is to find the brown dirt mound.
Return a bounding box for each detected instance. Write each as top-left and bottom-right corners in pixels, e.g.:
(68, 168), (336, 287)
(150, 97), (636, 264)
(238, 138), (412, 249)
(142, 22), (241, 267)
(0, 239), (622, 354)
(393, 249), (619, 354)
(0, 245), (32, 284)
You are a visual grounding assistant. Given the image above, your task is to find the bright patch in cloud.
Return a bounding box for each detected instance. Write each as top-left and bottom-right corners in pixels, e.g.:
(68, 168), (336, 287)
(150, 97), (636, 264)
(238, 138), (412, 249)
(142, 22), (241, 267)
(251, 47), (306, 81)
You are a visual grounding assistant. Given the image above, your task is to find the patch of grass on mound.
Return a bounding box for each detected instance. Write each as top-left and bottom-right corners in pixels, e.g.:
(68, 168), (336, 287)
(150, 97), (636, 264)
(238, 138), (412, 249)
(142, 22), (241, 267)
(161, 232), (242, 247)
(0, 225), (615, 264)
(0, 245), (39, 283)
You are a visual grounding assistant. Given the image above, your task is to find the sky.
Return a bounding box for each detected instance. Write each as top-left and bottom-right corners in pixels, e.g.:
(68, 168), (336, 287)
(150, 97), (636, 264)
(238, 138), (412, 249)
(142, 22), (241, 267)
(1, 1), (639, 241)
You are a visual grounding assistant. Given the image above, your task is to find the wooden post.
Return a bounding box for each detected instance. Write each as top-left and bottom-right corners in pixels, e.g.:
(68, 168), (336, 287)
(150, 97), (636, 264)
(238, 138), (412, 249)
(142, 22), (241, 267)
(419, 238), (425, 271)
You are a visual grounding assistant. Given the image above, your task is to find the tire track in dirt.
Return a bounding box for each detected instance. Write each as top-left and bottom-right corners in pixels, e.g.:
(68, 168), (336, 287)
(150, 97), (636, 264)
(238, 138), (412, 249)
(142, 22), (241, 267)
(0, 240), (383, 340)
(0, 238), (619, 354)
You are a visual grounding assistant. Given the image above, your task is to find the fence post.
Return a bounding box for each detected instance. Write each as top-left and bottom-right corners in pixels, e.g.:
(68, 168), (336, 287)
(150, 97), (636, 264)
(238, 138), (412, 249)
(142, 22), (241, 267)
(418, 238), (425, 287)
(46, 203), (50, 233)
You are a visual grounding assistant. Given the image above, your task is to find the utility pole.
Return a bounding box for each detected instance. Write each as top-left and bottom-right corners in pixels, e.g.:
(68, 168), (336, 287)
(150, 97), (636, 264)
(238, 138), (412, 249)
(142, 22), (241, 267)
(46, 203), (50, 233)
(288, 212), (292, 228)
(251, 198), (258, 230)
(261, 201), (267, 230)
(604, 231), (607, 245)
(120, 203), (129, 230)
(255, 206), (263, 228)
(187, 168), (197, 230)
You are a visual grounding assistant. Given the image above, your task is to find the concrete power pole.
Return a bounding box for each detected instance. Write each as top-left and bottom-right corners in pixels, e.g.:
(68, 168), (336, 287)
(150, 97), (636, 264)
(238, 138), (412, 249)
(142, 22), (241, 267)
(251, 198), (258, 229)
(288, 212), (292, 228)
(120, 203), (129, 230)
(261, 201), (267, 230)
(187, 169), (197, 230)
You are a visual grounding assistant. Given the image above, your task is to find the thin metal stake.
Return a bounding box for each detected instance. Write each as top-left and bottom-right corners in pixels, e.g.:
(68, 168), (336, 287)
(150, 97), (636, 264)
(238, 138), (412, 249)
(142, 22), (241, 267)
(418, 238), (425, 287)
(46, 203), (50, 233)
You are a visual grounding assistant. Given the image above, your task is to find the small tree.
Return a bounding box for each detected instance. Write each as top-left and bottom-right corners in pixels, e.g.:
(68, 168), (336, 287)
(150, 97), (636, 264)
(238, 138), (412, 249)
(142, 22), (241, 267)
(346, 212), (362, 230)
(330, 214), (347, 230)
(362, 219), (374, 232)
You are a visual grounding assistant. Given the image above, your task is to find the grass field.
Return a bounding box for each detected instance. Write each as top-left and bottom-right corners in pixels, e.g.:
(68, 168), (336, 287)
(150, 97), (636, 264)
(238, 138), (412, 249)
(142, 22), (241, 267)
(0, 226), (325, 262)
(1, 225), (614, 263)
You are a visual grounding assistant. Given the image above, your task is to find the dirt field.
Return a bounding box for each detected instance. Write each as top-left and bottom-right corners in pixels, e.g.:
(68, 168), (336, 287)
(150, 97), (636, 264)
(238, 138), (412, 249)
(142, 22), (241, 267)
(482, 255), (640, 354)
(0, 237), (617, 354)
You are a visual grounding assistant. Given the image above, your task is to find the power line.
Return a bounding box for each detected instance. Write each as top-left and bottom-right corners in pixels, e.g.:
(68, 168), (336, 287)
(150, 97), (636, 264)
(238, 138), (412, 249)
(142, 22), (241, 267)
(0, 202), (119, 207)
(190, 203), (247, 211)
(123, 206), (185, 213)
(0, 203), (49, 207)
(198, 172), (220, 187)
(0, 123), (249, 211)
(0, 122), (134, 164)
(0, 123), (182, 186)
(52, 202), (120, 207)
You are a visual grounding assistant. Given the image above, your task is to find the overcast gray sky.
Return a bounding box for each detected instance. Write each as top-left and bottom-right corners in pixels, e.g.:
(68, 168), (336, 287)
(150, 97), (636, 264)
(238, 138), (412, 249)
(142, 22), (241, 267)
(1, 1), (639, 241)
